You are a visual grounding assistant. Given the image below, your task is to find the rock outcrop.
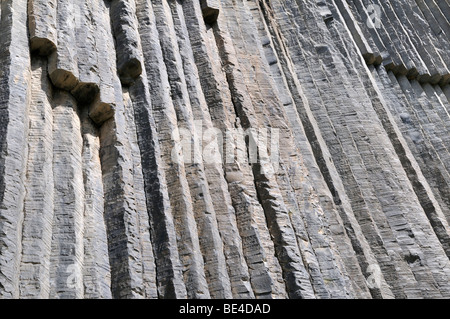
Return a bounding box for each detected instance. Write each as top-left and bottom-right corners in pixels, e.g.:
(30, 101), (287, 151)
(0, 0), (449, 299)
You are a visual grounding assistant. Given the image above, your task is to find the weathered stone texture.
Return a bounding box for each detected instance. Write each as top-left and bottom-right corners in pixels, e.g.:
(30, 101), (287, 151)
(0, 0), (449, 299)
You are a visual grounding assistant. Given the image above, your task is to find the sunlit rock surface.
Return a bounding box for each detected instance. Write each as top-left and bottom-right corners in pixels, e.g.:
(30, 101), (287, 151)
(0, 0), (449, 299)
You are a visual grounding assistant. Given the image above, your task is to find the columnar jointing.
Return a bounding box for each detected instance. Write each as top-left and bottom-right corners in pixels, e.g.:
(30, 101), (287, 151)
(0, 0), (448, 299)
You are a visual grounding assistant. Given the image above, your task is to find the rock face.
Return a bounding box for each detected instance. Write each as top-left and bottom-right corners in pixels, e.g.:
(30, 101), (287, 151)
(0, 0), (449, 299)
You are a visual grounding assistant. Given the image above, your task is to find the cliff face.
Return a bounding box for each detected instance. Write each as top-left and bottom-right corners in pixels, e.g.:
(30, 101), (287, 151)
(0, 0), (449, 299)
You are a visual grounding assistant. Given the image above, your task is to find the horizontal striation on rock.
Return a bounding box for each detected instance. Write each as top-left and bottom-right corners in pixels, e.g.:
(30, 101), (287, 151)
(0, 0), (448, 299)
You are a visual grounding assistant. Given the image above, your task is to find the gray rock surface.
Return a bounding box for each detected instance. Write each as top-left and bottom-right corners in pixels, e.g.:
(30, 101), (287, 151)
(0, 0), (449, 299)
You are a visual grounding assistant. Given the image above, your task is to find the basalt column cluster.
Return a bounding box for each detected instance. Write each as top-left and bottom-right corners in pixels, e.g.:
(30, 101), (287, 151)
(0, 0), (449, 299)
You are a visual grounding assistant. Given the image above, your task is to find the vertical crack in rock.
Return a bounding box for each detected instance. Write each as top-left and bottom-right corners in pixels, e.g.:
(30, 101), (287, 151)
(247, 0), (354, 299)
(167, 0), (232, 299)
(180, 0), (254, 299)
(127, 76), (186, 299)
(212, 0), (317, 299)
(181, 0), (280, 299)
(122, 88), (158, 298)
(134, 0), (188, 299)
(258, 0), (378, 299)
(196, 3), (289, 299)
(135, 0), (209, 299)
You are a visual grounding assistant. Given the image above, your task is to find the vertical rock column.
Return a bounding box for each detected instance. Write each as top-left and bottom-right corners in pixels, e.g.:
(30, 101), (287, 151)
(48, 0), (79, 92)
(135, 0), (209, 299)
(175, 0), (255, 299)
(128, 75), (187, 299)
(253, 0), (366, 298)
(110, 0), (160, 297)
(182, 0), (287, 299)
(89, 0), (116, 126)
(324, 1), (450, 296)
(99, 98), (147, 299)
(120, 3), (187, 298)
(28, 0), (57, 56)
(109, 0), (143, 85)
(0, 0), (31, 299)
(18, 57), (54, 299)
(265, 0), (402, 298)
(71, 0), (100, 105)
(242, 0), (354, 298)
(122, 89), (159, 299)
(99, 0), (157, 298)
(261, 0), (384, 298)
(213, 0), (316, 299)
(50, 91), (85, 299)
(80, 107), (112, 299)
(160, 0), (232, 299)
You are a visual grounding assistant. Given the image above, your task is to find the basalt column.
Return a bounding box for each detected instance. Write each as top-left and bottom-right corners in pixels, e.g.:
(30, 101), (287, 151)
(0, 0), (449, 299)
